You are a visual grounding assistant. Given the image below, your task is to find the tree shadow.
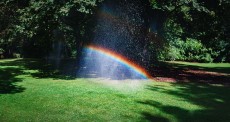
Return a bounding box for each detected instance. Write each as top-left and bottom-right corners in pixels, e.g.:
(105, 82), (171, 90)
(138, 83), (230, 121)
(2, 59), (144, 80)
(142, 112), (169, 122)
(150, 62), (230, 85)
(1, 59), (229, 82)
(0, 67), (25, 94)
(0, 59), (77, 80)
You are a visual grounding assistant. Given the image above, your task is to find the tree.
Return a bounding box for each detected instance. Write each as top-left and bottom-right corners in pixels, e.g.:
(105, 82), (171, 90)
(149, 0), (230, 62)
(0, 0), (29, 58)
(0, 0), (103, 58)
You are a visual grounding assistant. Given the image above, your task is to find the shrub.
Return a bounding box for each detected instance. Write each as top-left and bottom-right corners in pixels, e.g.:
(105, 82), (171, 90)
(0, 48), (4, 59)
(200, 53), (213, 63)
(160, 38), (214, 62)
(13, 53), (21, 58)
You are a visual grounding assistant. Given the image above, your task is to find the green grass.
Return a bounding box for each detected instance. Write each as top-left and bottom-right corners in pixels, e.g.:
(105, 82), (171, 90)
(166, 61), (230, 74)
(0, 59), (230, 122)
(171, 61), (230, 68)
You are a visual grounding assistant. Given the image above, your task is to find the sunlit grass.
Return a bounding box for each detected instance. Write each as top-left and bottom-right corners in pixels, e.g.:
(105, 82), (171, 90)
(170, 61), (230, 68)
(0, 59), (229, 121)
(165, 61), (230, 74)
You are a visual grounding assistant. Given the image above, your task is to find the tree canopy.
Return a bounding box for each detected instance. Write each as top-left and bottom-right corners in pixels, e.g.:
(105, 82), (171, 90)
(0, 0), (229, 62)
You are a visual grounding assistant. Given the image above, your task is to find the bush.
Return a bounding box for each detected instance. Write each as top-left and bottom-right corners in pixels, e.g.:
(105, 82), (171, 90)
(13, 53), (21, 58)
(0, 48), (4, 54)
(200, 53), (213, 63)
(160, 38), (214, 62)
(0, 48), (4, 59)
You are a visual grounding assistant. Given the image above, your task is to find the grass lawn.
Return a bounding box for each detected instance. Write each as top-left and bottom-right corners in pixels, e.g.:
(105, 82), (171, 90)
(0, 59), (230, 122)
(167, 61), (230, 74)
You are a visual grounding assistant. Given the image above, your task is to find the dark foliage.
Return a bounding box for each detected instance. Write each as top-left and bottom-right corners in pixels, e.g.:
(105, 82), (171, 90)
(0, 0), (229, 63)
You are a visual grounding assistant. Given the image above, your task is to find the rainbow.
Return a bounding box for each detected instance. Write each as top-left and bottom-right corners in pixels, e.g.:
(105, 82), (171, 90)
(85, 44), (152, 79)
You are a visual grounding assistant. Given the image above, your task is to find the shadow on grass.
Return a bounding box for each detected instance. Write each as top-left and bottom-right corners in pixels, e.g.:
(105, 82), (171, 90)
(0, 59), (77, 80)
(0, 58), (78, 93)
(0, 67), (25, 94)
(142, 112), (169, 122)
(138, 83), (230, 122)
(1, 59), (146, 80)
(1, 59), (230, 83)
(150, 62), (230, 85)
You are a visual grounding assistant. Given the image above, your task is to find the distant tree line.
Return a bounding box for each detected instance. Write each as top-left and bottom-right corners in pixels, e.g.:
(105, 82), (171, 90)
(0, 0), (229, 63)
